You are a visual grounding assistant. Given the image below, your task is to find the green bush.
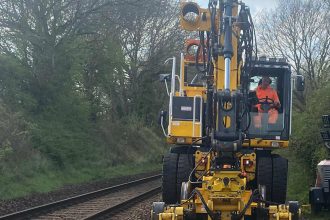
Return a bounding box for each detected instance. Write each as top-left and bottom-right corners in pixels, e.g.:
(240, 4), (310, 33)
(291, 84), (330, 172)
(285, 83), (330, 204)
(0, 89), (165, 199)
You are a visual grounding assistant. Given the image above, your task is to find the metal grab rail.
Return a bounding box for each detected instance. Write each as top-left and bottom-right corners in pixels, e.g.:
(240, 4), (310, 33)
(192, 95), (203, 137)
(163, 55), (204, 138)
(163, 56), (177, 137)
(168, 92), (173, 135)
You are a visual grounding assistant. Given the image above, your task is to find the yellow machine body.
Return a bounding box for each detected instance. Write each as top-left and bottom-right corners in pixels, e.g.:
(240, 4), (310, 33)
(154, 1), (299, 220)
(166, 1), (288, 149)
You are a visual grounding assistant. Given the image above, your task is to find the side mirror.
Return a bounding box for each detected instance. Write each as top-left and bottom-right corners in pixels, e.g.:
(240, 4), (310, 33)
(159, 74), (171, 96)
(158, 110), (168, 125)
(159, 74), (171, 82)
(158, 110), (168, 137)
(295, 75), (305, 91)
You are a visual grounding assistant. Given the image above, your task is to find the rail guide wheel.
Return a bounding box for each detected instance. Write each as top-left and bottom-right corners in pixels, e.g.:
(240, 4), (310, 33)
(177, 153), (194, 202)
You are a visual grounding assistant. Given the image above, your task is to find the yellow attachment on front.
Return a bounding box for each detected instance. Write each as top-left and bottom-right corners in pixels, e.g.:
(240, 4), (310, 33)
(203, 171), (246, 197)
(192, 171), (251, 220)
(268, 205), (301, 220)
(157, 203), (301, 220)
(159, 207), (184, 220)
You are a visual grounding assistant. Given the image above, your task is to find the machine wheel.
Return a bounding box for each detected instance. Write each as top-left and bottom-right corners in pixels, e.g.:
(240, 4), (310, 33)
(151, 202), (165, 220)
(257, 156), (273, 202)
(288, 201), (301, 220)
(176, 153), (194, 202)
(272, 154), (288, 204)
(162, 152), (179, 204)
(311, 203), (322, 214)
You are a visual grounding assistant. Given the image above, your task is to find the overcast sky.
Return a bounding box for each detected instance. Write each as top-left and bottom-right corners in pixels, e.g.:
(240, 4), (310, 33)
(196, 0), (277, 14)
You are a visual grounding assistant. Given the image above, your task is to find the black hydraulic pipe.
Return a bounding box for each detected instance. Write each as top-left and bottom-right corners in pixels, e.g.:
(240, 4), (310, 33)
(222, 0), (234, 90)
(223, 0), (233, 59)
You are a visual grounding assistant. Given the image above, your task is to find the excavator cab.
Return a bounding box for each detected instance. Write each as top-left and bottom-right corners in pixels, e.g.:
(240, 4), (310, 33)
(244, 58), (293, 148)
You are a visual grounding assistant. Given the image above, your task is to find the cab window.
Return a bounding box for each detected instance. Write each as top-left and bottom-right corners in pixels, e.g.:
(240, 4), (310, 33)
(184, 63), (206, 87)
(248, 75), (284, 136)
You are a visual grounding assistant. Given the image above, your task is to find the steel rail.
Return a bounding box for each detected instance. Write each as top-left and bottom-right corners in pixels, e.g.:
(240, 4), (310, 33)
(83, 186), (161, 220)
(0, 174), (161, 220)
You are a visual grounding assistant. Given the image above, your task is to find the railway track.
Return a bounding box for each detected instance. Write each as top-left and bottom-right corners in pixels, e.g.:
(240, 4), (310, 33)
(0, 174), (161, 220)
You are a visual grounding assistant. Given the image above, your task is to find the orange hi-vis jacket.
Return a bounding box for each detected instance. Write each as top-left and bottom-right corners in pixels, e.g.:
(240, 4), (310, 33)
(255, 85), (280, 112)
(254, 85), (280, 126)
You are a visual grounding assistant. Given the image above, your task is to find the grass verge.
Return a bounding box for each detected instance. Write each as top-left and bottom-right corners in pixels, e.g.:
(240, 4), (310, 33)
(0, 161), (161, 200)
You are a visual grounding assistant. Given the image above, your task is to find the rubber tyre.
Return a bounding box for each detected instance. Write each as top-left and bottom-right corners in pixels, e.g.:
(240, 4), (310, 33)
(311, 203), (322, 215)
(162, 152), (179, 204)
(272, 154), (288, 204)
(257, 156), (273, 202)
(176, 153), (194, 202)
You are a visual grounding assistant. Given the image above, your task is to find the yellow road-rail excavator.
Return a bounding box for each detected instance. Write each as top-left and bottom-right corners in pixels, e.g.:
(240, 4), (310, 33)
(152, 0), (305, 220)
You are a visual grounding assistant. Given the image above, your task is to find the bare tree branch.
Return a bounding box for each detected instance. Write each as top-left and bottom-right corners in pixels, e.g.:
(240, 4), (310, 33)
(256, 0), (329, 111)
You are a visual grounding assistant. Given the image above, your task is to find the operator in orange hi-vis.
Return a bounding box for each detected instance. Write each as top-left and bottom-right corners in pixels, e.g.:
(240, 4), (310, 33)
(253, 76), (281, 128)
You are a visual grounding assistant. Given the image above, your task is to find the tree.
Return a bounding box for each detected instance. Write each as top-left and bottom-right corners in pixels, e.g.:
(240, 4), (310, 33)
(0, 0), (182, 166)
(256, 0), (330, 111)
(103, 0), (185, 122)
(75, 35), (128, 121)
(0, 0), (133, 107)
